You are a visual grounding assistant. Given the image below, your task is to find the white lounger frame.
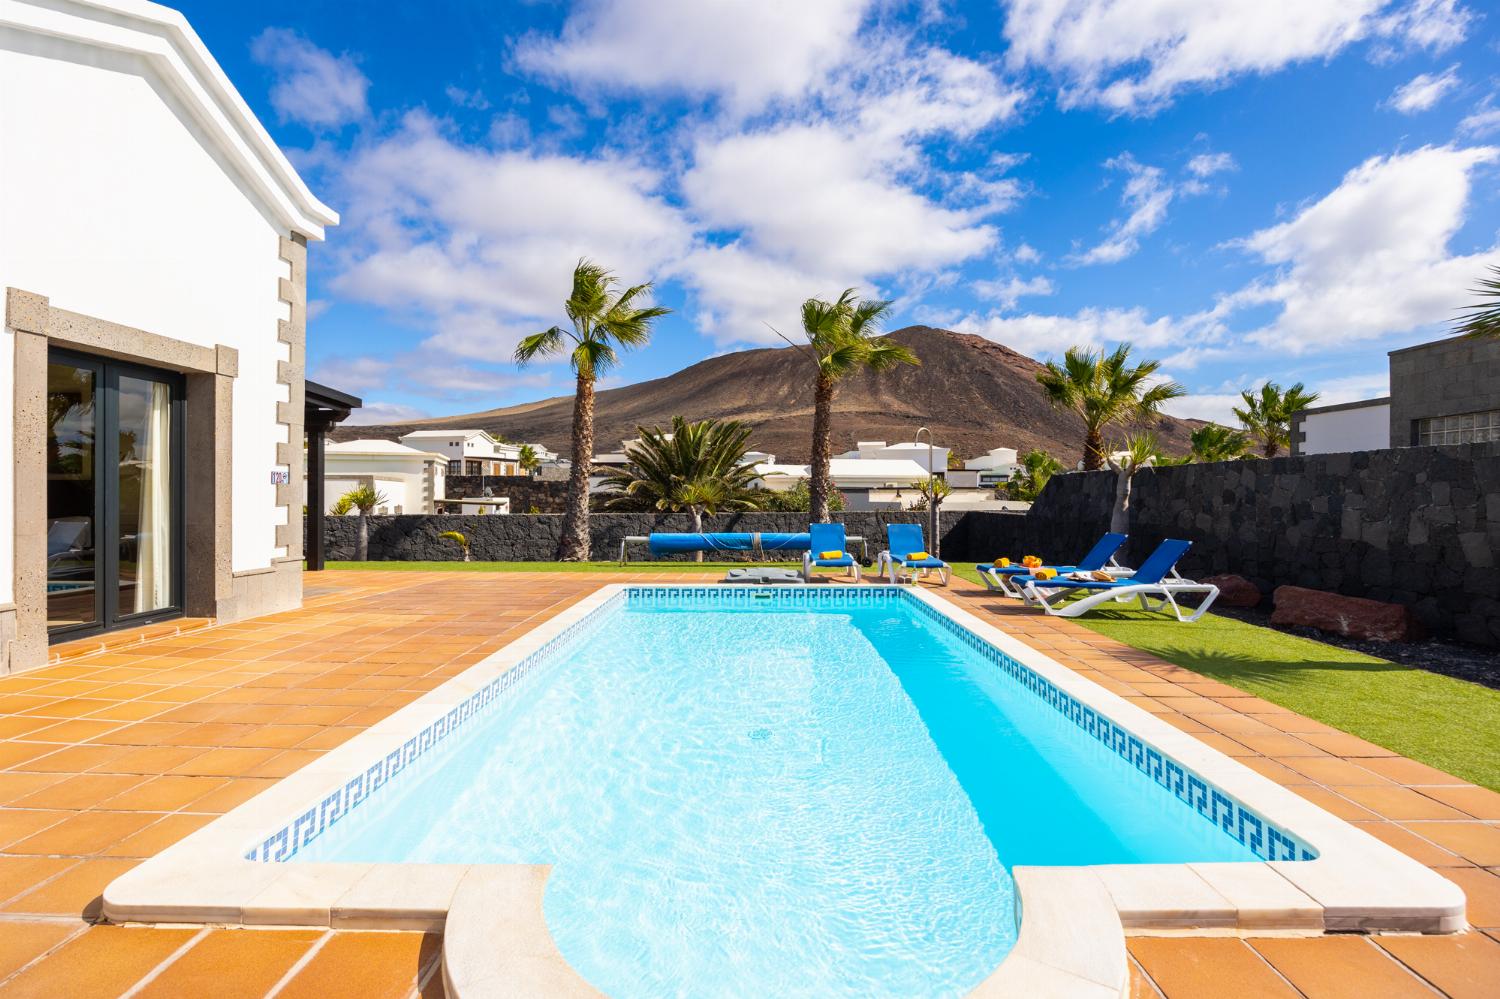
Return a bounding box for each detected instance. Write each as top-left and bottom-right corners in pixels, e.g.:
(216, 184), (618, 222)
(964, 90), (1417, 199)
(1021, 578), (1220, 622)
(875, 552), (950, 586)
(802, 552), (861, 583)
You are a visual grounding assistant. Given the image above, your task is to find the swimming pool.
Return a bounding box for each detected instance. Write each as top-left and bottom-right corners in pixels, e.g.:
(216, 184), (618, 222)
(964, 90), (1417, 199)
(276, 587), (1304, 998)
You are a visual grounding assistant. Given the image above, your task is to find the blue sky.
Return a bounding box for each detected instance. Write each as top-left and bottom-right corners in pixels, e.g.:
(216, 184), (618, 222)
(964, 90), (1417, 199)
(178, 0), (1500, 430)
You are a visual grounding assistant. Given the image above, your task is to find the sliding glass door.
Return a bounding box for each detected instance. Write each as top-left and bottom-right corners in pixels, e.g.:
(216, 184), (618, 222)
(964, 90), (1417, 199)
(46, 350), (184, 638)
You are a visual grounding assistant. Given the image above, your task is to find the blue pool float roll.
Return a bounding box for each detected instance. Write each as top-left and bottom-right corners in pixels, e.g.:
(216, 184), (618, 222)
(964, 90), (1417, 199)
(647, 532), (811, 556)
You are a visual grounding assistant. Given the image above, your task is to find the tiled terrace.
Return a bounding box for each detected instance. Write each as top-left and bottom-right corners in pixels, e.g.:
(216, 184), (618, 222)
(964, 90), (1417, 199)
(0, 569), (1495, 998)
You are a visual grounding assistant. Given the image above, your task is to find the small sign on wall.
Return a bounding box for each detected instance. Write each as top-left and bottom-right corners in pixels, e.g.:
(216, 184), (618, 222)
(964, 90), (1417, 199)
(270, 470), (290, 485)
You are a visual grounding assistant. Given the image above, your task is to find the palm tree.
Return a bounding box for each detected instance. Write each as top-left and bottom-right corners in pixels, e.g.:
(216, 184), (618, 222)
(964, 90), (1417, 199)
(911, 475), (951, 512)
(1036, 344), (1184, 470)
(340, 483), (387, 561)
(517, 444), (541, 475)
(1188, 424), (1252, 463)
(600, 416), (762, 559)
(1233, 382), (1320, 458)
(797, 289), (919, 520)
(1105, 433), (1158, 533)
(515, 259), (670, 560)
(1005, 449), (1062, 501)
(1453, 264), (1500, 339)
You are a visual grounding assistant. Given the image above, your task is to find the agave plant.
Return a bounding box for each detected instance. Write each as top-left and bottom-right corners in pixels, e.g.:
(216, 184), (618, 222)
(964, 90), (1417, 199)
(1036, 343), (1184, 470)
(1233, 382), (1320, 458)
(515, 259), (671, 560)
(600, 416), (763, 559)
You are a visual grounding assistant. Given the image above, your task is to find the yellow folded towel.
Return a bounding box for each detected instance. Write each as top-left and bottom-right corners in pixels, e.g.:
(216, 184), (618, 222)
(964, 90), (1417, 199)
(995, 557), (1011, 568)
(1021, 555), (1043, 568)
(907, 550), (930, 561)
(819, 550), (843, 560)
(1034, 567), (1058, 581)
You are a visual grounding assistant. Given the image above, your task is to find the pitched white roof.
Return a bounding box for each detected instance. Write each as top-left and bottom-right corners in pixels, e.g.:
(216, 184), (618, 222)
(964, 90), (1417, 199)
(400, 429), (487, 440)
(327, 439), (442, 460)
(2, 0), (338, 238)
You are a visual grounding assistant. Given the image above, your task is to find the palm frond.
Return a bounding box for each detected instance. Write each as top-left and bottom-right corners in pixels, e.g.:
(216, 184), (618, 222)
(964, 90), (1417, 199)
(513, 326), (567, 366)
(1453, 265), (1500, 339)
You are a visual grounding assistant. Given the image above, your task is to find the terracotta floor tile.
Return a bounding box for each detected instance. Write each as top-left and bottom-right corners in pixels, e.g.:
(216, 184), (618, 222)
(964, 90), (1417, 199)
(1377, 930), (1500, 999)
(0, 808), (70, 849)
(1419, 785), (1500, 821)
(249, 749), (324, 778)
(1441, 866), (1500, 929)
(1129, 958), (1166, 998)
(1353, 821), (1469, 867)
(1278, 756), (1396, 786)
(0, 855), (79, 906)
(1235, 733), (1330, 757)
(1129, 937), (1299, 998)
(1249, 936), (1437, 998)
(169, 747), (282, 777)
(275, 930), (441, 999)
(0, 920), (83, 981)
(1401, 822), (1500, 866)
(100, 745), (210, 774)
(1337, 784), (1469, 821)
(1358, 756), (1470, 786)
(15, 744), (131, 774)
(135, 928), (326, 999)
(80, 699), (172, 722)
(96, 774), (230, 812)
(225, 724), (322, 749)
(1237, 756), (1311, 786)
(23, 719), (124, 743)
(5, 810), (159, 856)
(100, 812), (215, 857)
(1289, 785), (1383, 821)
(0, 858), (138, 917)
(11, 773), (147, 810)
(0, 772), (68, 806)
(0, 924), (198, 999)
(183, 778), (277, 813)
(1297, 731), (1399, 757)
(1190, 732), (1257, 757)
(0, 742), (64, 770)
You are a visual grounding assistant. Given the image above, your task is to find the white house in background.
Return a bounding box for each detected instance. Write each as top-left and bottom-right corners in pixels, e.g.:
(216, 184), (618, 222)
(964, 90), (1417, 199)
(753, 458), (932, 510)
(320, 440), (446, 515)
(1, 0), (337, 671)
(835, 440), (951, 474)
(398, 429), (523, 476)
(947, 447), (1020, 489)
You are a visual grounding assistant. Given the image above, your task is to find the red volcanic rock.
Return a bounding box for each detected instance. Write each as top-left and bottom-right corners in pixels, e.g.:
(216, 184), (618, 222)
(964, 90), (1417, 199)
(1202, 574), (1262, 608)
(1270, 586), (1425, 642)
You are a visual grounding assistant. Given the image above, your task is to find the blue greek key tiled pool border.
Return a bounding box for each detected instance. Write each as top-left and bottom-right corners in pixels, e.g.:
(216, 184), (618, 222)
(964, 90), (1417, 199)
(248, 585), (1314, 865)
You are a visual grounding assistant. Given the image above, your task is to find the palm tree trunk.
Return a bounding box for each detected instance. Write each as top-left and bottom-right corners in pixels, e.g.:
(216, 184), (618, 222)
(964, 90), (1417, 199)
(692, 506), (703, 562)
(1110, 467), (1132, 534)
(356, 513), (368, 561)
(1083, 426), (1106, 471)
(1263, 438), (1279, 459)
(559, 373), (595, 561)
(808, 372), (835, 521)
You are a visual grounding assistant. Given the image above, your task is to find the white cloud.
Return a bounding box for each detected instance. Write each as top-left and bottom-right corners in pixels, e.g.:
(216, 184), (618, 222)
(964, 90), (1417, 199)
(1002, 0), (1470, 113)
(1386, 64), (1460, 113)
(1186, 152), (1237, 178)
(1073, 153), (1176, 264)
(329, 113), (693, 360)
(951, 305), (1194, 355)
(972, 274), (1055, 308)
(344, 401), (432, 426)
(1013, 243), (1043, 263)
(1236, 144), (1500, 351)
(1459, 96), (1500, 137)
(250, 28), (369, 128)
(1315, 370), (1391, 404)
(515, 0), (874, 114)
(677, 243), (835, 346)
(1160, 393), (1244, 424)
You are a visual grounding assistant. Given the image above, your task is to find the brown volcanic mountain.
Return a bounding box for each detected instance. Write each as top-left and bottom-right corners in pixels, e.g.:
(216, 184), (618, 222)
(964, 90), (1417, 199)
(335, 326), (1202, 463)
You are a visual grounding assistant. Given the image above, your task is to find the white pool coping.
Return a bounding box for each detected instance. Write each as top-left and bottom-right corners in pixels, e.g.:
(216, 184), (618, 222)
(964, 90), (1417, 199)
(103, 583), (1465, 998)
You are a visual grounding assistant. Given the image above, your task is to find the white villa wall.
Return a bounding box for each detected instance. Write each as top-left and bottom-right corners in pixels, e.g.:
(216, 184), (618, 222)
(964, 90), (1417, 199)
(1298, 404), (1391, 456)
(0, 32), (292, 580)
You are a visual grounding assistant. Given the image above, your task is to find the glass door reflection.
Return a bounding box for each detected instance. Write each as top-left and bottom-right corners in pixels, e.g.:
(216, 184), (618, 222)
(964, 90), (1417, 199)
(47, 360), (100, 629)
(116, 375), (174, 618)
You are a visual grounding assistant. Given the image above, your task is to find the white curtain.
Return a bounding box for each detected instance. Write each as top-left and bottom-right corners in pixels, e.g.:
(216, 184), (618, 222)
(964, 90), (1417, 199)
(135, 381), (172, 613)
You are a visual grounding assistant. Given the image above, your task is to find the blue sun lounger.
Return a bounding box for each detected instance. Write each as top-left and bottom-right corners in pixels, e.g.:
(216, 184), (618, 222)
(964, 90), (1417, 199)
(976, 532), (1128, 596)
(1015, 538), (1218, 622)
(802, 523), (860, 582)
(876, 523), (949, 585)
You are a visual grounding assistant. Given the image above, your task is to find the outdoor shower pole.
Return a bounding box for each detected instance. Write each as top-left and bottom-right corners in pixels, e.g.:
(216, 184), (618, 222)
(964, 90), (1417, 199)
(916, 426), (938, 558)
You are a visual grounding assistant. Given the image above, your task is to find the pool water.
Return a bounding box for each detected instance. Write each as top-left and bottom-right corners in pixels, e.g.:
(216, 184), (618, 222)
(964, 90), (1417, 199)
(296, 597), (1258, 997)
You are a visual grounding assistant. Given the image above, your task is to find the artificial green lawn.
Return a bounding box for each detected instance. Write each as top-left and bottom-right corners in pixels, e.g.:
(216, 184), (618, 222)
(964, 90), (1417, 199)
(952, 563), (1500, 791)
(327, 559), (1500, 790)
